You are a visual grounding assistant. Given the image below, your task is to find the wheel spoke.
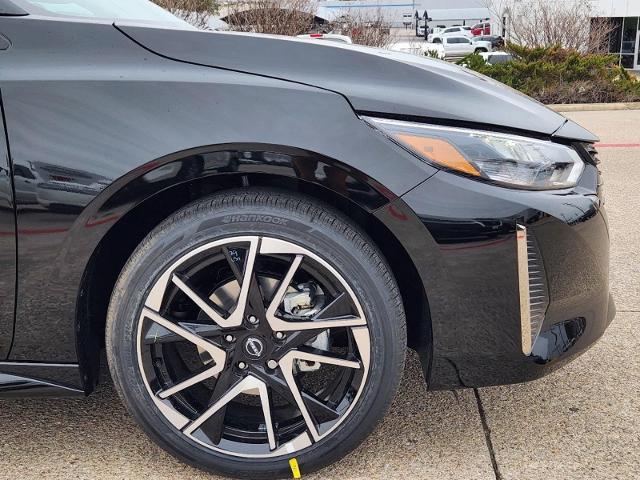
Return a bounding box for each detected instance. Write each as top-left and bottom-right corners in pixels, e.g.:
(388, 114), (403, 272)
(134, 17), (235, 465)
(265, 256), (365, 331)
(271, 328), (327, 357)
(183, 375), (276, 450)
(184, 376), (252, 435)
(278, 349), (360, 441)
(231, 238), (260, 323)
(267, 254), (303, 320)
(253, 367), (340, 423)
(224, 242), (268, 318)
(202, 368), (236, 445)
(142, 307), (226, 374)
(288, 349), (361, 369)
(259, 384), (277, 450)
(172, 239), (259, 328)
(277, 353), (320, 440)
(171, 274), (230, 325)
(158, 365), (220, 399)
(299, 390), (341, 424)
(144, 322), (223, 345)
(313, 292), (352, 320)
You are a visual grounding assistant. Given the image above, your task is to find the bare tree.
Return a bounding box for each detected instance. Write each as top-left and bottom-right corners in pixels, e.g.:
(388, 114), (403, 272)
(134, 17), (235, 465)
(223, 0), (393, 48)
(224, 0), (317, 36)
(327, 10), (394, 48)
(480, 0), (614, 52)
(588, 17), (616, 54)
(153, 0), (218, 29)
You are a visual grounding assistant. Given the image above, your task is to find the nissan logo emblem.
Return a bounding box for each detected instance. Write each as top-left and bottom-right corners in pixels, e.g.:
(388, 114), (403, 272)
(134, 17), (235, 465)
(244, 337), (265, 358)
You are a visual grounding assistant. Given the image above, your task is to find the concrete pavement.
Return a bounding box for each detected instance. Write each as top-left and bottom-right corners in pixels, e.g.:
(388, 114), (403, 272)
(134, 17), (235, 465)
(477, 110), (640, 480)
(0, 110), (638, 480)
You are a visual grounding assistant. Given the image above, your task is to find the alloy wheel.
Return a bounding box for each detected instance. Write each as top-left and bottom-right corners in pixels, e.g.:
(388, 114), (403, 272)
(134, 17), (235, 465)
(136, 236), (371, 458)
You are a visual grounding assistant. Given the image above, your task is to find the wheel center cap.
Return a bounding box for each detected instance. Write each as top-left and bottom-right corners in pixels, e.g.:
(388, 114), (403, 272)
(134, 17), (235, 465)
(243, 336), (266, 359)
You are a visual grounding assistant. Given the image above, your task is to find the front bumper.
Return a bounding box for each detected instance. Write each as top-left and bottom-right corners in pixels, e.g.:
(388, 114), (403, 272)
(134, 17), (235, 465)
(390, 158), (614, 389)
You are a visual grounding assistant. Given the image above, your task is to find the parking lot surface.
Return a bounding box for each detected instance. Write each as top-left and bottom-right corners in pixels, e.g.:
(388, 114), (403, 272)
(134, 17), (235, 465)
(0, 110), (638, 480)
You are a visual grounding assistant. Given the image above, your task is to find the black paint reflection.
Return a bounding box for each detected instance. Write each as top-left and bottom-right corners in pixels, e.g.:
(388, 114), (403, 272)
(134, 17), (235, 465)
(100, 147), (386, 216)
(10, 145), (387, 362)
(0, 130), (15, 359)
(13, 161), (110, 212)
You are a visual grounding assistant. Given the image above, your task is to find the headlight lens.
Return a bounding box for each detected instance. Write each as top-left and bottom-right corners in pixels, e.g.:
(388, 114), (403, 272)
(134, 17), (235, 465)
(364, 117), (584, 189)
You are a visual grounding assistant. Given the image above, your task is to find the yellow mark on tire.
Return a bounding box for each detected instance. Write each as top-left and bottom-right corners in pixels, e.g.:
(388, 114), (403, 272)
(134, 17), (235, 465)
(289, 458), (301, 479)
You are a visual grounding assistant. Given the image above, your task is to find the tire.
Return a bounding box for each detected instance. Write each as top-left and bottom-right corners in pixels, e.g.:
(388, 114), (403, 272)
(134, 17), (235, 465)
(475, 48), (487, 53)
(106, 188), (406, 479)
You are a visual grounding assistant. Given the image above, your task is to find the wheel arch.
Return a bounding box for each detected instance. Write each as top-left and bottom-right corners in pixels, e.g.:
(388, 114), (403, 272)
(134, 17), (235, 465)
(74, 143), (432, 394)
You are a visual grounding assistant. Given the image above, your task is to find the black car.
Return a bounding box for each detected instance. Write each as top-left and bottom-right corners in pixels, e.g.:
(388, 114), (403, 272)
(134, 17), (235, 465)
(476, 35), (506, 49)
(0, 1), (614, 478)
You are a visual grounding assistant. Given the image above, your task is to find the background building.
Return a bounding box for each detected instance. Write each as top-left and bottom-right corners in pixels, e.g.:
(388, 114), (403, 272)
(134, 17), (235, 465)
(316, 0), (494, 29)
(593, 0), (640, 69)
(216, 0), (640, 70)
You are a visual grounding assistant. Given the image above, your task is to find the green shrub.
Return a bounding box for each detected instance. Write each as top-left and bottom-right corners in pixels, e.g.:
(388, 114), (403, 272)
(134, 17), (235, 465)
(456, 44), (640, 104)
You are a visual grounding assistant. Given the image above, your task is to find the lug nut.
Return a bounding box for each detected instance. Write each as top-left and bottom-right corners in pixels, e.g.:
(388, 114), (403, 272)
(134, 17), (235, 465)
(224, 334), (235, 342)
(238, 361), (247, 370)
(248, 315), (259, 325)
(267, 360), (278, 369)
(275, 332), (285, 340)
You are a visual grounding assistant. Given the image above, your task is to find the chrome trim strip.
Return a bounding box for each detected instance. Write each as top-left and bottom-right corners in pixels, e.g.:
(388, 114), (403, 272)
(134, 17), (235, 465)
(516, 224), (532, 355)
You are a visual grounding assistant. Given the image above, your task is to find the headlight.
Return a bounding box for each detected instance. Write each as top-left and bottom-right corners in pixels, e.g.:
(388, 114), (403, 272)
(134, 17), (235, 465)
(364, 117), (584, 189)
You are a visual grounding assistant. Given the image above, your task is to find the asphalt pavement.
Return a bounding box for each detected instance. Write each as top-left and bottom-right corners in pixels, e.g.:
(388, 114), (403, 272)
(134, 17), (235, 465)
(0, 109), (638, 480)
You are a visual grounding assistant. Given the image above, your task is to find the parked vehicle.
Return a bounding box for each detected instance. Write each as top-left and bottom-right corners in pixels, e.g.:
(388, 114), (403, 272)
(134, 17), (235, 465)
(428, 25), (473, 43)
(296, 33), (352, 44)
(471, 21), (491, 36)
(426, 36), (487, 59)
(445, 25), (473, 36)
(0, 0), (613, 479)
(480, 51), (516, 64)
(470, 36), (493, 52)
(475, 35), (505, 49)
(390, 40), (433, 56)
(12, 163), (38, 205)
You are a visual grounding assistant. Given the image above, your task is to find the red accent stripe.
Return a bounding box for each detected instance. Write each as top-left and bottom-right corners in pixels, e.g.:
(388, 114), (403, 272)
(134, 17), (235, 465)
(18, 227), (68, 235)
(85, 213), (120, 228)
(595, 143), (640, 148)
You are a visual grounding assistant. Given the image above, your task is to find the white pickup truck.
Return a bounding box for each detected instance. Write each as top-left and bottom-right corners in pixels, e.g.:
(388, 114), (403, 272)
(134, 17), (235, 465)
(390, 36), (492, 60)
(426, 36), (473, 59)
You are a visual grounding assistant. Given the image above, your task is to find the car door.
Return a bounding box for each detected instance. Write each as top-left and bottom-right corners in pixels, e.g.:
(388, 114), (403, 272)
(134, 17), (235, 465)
(446, 37), (463, 56)
(442, 37), (453, 57)
(458, 37), (474, 55)
(0, 87), (16, 359)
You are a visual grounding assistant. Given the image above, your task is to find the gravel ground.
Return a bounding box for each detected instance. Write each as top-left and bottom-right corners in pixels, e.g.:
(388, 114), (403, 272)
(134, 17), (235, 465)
(0, 110), (638, 480)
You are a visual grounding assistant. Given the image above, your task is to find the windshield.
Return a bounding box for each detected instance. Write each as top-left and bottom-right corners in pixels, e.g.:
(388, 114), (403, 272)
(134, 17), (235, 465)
(10, 0), (192, 28)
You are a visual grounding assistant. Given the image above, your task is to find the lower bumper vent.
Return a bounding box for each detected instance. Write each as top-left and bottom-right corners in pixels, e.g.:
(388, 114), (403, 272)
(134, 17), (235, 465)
(516, 224), (550, 355)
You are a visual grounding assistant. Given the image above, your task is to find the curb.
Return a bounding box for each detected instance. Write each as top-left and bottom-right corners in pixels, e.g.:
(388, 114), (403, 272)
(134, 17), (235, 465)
(549, 102), (640, 112)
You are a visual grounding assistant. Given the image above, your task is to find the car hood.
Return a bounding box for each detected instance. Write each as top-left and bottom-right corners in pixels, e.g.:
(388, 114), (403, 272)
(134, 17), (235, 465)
(117, 26), (597, 141)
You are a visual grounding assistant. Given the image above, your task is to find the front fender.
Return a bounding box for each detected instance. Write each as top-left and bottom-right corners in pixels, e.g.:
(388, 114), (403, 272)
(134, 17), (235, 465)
(1, 18), (434, 363)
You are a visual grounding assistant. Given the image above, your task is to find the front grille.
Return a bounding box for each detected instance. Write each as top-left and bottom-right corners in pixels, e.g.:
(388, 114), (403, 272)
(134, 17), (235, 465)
(582, 143), (600, 166)
(580, 142), (605, 201)
(516, 224), (550, 355)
